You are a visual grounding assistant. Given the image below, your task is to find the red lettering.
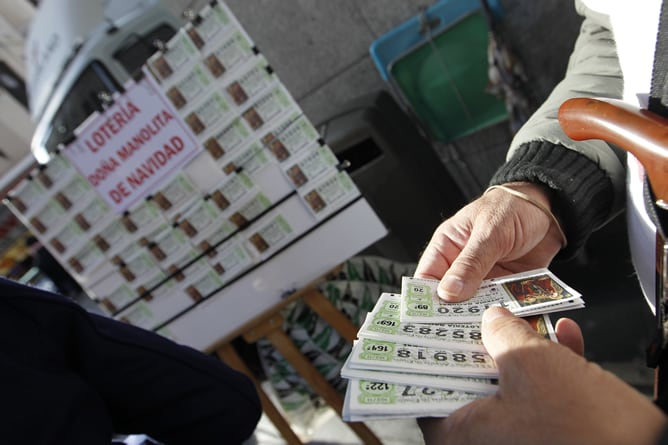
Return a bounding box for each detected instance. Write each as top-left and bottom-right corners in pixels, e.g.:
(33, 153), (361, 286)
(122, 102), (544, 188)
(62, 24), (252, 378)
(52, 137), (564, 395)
(126, 100), (140, 117)
(112, 111), (127, 131)
(87, 157), (120, 186)
(109, 182), (131, 204)
(82, 100), (141, 153)
(169, 135), (184, 153)
(85, 139), (100, 153)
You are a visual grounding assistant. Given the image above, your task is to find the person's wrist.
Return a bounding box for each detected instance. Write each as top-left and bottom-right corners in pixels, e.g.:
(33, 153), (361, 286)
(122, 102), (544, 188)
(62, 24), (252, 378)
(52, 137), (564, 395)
(486, 181), (567, 248)
(499, 181), (553, 208)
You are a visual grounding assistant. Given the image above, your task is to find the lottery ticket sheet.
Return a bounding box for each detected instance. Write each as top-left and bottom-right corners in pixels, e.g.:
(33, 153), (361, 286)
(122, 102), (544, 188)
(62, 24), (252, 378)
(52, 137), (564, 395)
(342, 379), (481, 421)
(341, 270), (573, 420)
(342, 313), (558, 420)
(340, 352), (498, 394)
(358, 293), (485, 351)
(347, 312), (557, 379)
(401, 268), (584, 323)
(346, 337), (498, 378)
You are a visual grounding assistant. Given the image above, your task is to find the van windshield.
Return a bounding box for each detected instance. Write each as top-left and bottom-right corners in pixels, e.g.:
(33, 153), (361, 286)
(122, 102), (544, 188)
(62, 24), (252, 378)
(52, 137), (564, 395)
(38, 24), (177, 161)
(41, 61), (121, 156)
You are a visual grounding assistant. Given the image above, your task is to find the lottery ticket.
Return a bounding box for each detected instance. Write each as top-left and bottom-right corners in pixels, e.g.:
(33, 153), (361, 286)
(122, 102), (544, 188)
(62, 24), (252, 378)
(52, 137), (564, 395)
(513, 297), (585, 317)
(342, 379), (481, 421)
(401, 268), (583, 323)
(358, 293), (485, 351)
(340, 352), (497, 394)
(346, 338), (498, 378)
(340, 270), (578, 420)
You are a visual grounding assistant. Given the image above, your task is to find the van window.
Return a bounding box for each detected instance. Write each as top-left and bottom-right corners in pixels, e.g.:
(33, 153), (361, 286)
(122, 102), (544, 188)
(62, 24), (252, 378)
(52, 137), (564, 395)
(41, 61), (121, 154)
(113, 24), (177, 78)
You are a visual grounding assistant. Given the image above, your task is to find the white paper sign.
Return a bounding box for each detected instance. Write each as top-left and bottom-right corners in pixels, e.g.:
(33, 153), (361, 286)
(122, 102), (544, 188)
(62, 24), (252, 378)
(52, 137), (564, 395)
(64, 78), (201, 212)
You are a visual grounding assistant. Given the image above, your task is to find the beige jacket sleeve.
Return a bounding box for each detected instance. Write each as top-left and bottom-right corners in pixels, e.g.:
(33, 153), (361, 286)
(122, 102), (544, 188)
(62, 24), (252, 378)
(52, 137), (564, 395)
(507, 0), (626, 212)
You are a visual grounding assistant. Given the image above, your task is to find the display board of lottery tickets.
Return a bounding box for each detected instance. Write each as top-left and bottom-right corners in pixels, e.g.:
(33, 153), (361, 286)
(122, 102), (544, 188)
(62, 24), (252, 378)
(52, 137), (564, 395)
(3, 1), (387, 351)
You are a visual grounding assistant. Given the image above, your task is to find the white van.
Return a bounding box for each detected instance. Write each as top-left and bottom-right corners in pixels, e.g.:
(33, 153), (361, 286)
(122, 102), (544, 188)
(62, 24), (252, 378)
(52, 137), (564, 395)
(26, 0), (183, 164)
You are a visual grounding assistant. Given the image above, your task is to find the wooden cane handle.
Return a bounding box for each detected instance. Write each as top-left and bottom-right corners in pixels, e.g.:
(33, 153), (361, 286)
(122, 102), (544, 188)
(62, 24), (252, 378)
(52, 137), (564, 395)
(558, 97), (668, 207)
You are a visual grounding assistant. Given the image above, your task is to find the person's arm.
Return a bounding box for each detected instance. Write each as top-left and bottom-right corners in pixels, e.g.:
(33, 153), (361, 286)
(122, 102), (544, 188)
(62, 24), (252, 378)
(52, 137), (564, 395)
(79, 312), (262, 443)
(418, 307), (667, 445)
(415, 1), (626, 300)
(494, 0), (627, 257)
(2, 279), (261, 444)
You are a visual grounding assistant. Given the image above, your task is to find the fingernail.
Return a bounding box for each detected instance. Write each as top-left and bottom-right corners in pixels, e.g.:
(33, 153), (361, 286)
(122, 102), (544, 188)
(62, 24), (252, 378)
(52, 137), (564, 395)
(438, 275), (464, 299)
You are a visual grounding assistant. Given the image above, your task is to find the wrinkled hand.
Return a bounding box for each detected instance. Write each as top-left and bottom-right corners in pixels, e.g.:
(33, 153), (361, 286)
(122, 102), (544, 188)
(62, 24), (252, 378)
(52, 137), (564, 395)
(418, 307), (666, 445)
(415, 182), (564, 301)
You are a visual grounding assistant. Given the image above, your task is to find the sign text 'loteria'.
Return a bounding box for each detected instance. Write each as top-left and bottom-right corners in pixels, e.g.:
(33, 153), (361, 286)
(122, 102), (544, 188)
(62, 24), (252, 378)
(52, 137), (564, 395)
(63, 78), (201, 213)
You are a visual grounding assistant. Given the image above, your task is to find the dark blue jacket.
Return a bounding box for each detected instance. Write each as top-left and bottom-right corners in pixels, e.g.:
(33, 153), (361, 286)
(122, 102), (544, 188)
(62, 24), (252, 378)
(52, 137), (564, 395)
(0, 277), (261, 444)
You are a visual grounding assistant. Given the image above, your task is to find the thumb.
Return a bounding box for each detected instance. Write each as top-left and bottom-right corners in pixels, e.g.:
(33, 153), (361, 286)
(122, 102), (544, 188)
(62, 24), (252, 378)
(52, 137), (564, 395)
(555, 317), (585, 356)
(481, 307), (543, 362)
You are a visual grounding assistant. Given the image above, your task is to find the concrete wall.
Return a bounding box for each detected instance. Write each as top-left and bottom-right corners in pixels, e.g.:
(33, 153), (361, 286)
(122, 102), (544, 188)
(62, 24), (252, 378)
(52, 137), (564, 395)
(165, 0), (583, 197)
(165, 0), (582, 124)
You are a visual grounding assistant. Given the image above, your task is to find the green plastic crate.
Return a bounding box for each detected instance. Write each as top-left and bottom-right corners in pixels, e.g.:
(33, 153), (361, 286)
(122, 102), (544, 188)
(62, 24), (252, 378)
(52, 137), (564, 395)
(388, 11), (507, 142)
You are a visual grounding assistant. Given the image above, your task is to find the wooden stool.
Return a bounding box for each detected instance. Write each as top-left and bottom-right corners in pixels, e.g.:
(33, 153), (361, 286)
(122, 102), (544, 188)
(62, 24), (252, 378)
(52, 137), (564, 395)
(215, 268), (382, 445)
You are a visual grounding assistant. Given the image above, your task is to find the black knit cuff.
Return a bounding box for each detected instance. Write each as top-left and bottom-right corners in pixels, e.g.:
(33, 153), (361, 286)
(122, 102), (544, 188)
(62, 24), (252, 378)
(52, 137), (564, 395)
(490, 140), (614, 258)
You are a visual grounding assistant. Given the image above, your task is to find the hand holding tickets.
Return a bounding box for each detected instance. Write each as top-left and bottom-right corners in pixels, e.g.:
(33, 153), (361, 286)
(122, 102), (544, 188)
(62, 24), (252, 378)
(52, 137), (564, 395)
(341, 269), (582, 421)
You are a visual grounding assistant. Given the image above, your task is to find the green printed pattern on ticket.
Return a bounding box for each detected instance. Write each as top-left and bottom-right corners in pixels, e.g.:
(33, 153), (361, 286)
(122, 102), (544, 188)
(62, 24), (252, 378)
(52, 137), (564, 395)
(359, 339), (395, 362)
(357, 381), (397, 405)
(403, 280), (435, 317)
(364, 293), (401, 334)
(374, 293), (401, 317)
(366, 314), (400, 335)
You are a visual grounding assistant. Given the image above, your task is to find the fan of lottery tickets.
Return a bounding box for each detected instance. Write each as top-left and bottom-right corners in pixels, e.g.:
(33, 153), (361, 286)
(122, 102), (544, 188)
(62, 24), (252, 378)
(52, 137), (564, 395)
(341, 268), (584, 421)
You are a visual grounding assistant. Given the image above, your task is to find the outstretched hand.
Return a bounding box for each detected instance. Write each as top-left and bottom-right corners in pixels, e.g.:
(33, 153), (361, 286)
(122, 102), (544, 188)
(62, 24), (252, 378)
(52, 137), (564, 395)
(415, 182), (564, 301)
(418, 307), (666, 445)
